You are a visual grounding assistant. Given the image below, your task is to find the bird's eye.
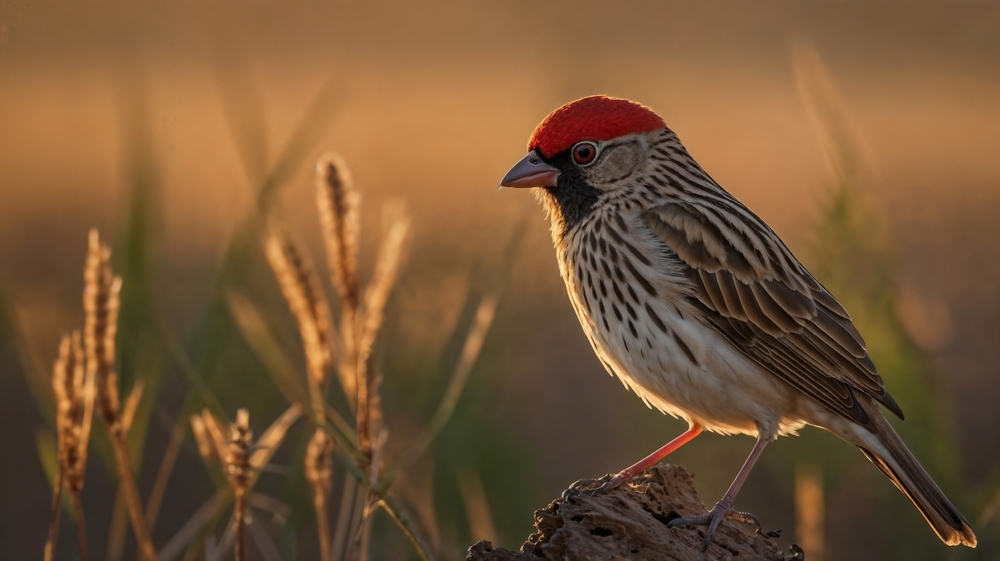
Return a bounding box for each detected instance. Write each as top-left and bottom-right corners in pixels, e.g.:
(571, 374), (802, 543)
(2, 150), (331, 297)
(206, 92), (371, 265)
(572, 141), (598, 165)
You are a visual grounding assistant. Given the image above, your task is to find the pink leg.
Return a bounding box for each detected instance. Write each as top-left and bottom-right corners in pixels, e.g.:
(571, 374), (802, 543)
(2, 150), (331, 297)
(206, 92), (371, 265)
(617, 423), (703, 481)
(569, 424), (703, 496)
(668, 433), (771, 549)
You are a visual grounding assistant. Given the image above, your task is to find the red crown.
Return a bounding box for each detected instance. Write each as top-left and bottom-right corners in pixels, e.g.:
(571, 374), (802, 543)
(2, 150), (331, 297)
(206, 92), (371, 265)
(528, 95), (666, 158)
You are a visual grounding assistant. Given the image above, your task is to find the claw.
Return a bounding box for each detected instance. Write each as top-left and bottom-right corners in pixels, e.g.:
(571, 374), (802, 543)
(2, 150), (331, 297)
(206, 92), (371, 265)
(667, 507), (726, 550)
(565, 473), (623, 497)
(666, 498), (758, 550)
(561, 487), (580, 502)
(667, 432), (772, 549)
(667, 499), (744, 551)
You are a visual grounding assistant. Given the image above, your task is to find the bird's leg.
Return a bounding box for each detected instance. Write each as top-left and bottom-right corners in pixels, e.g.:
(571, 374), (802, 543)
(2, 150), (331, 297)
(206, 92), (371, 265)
(566, 424), (702, 497)
(667, 432), (770, 550)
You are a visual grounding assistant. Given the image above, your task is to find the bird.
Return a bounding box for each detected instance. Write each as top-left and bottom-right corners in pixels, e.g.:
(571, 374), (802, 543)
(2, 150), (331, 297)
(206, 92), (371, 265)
(499, 95), (977, 549)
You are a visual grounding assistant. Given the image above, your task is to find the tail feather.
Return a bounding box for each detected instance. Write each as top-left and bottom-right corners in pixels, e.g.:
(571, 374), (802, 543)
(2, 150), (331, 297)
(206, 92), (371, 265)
(859, 410), (977, 547)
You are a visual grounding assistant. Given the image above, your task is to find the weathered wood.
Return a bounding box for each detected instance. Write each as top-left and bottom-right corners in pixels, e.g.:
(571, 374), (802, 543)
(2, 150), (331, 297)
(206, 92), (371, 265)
(467, 464), (803, 561)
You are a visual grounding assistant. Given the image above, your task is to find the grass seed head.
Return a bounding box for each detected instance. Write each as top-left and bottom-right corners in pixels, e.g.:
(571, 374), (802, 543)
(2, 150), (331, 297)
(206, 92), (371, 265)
(226, 408), (253, 489)
(83, 230), (122, 427)
(316, 153), (360, 309)
(264, 233), (333, 391)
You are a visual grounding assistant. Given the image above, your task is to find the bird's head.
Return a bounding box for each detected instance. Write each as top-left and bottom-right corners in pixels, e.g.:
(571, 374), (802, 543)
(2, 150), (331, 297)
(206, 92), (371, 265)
(501, 95), (668, 232)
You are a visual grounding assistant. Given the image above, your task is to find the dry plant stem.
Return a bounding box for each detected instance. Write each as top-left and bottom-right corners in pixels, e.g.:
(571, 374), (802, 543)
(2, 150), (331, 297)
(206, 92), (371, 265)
(355, 354), (374, 470)
(380, 496), (434, 561)
(313, 493), (331, 561)
(356, 213), (408, 480)
(84, 230), (156, 561)
(306, 429), (335, 561)
(71, 493), (90, 561)
(107, 487), (128, 561)
(313, 157), (432, 560)
(234, 489), (247, 561)
(330, 474), (357, 559)
(46, 335), (73, 561)
(110, 424), (157, 560)
(49, 329), (93, 561)
(346, 492), (378, 561)
(264, 234), (340, 560)
(146, 418), (187, 528)
(263, 233), (333, 419)
(43, 462), (63, 561)
(225, 409), (253, 561)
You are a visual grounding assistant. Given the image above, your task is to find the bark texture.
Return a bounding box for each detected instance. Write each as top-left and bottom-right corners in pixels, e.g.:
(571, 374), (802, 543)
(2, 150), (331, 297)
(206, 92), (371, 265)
(467, 464), (804, 561)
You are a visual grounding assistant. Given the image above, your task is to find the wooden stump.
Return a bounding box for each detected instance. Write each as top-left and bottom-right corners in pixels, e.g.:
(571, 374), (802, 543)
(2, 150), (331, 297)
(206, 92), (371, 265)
(467, 464), (804, 561)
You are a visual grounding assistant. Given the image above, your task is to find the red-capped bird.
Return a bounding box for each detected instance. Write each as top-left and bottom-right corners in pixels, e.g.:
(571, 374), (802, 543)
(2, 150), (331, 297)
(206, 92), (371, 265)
(500, 95), (976, 549)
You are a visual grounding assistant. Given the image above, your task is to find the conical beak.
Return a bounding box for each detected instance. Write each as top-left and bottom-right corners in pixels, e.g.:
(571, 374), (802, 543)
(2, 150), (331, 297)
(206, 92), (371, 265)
(499, 151), (560, 188)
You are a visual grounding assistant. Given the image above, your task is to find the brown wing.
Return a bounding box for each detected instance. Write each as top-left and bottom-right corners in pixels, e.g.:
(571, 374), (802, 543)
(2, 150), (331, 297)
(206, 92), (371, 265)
(642, 201), (903, 426)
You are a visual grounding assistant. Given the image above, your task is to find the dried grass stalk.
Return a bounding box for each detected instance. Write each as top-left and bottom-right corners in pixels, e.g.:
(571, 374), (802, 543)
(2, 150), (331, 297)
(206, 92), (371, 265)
(357, 209), (409, 370)
(347, 491), (381, 561)
(264, 233), (333, 417)
(85, 230), (122, 428)
(356, 210), (407, 472)
(225, 409), (254, 561)
(43, 434), (65, 561)
(249, 404), (302, 473)
(303, 154), (431, 560)
(46, 332), (91, 561)
(120, 379), (145, 434)
(83, 229), (156, 561)
(316, 153), (361, 403)
(316, 153), (360, 310)
(305, 429), (335, 561)
(196, 405), (302, 483)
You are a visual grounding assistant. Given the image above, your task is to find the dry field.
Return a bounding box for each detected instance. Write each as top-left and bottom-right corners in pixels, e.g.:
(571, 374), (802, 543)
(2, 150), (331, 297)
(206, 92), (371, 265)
(1, 2), (999, 560)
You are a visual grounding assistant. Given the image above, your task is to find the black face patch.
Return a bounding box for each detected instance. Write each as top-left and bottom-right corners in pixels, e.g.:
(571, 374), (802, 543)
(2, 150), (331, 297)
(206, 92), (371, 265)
(540, 150), (601, 235)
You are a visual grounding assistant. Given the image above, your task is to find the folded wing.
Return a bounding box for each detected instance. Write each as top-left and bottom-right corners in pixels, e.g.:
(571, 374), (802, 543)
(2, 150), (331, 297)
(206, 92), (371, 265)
(642, 200), (903, 425)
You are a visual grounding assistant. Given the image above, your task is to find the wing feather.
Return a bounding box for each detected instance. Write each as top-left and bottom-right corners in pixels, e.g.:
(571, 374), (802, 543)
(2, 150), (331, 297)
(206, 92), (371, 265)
(697, 269), (729, 315)
(734, 278), (781, 335)
(642, 202), (903, 423)
(716, 270), (748, 321)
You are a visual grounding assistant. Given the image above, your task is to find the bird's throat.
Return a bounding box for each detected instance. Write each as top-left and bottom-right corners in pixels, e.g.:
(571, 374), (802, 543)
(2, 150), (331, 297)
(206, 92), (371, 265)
(539, 177), (601, 239)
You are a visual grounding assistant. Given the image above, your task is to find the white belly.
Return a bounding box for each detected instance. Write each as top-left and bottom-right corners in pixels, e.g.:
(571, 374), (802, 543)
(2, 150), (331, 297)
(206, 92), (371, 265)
(557, 219), (803, 439)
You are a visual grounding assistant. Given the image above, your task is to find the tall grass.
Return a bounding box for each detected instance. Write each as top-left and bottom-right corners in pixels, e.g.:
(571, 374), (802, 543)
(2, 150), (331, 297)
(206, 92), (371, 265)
(37, 149), (500, 559)
(25, 61), (515, 559)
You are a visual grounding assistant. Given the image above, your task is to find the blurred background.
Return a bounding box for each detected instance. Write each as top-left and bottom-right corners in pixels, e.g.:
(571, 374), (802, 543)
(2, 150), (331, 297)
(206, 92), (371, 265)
(1, 1), (999, 560)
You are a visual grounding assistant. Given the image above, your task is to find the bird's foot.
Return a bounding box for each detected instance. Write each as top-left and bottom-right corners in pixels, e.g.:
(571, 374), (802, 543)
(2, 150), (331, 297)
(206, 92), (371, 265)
(561, 472), (628, 501)
(726, 509), (762, 534)
(667, 496), (758, 550)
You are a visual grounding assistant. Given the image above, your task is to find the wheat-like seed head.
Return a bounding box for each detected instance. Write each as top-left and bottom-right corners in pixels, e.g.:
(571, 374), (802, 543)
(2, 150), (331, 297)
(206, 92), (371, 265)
(264, 233), (333, 392)
(53, 335), (76, 433)
(316, 154), (362, 406)
(54, 332), (91, 493)
(316, 153), (360, 309)
(53, 335), (78, 480)
(226, 409), (254, 561)
(83, 230), (122, 428)
(226, 409), (253, 490)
